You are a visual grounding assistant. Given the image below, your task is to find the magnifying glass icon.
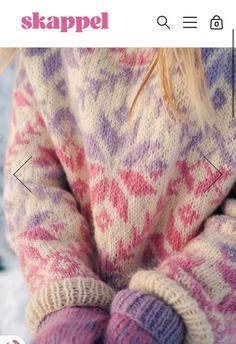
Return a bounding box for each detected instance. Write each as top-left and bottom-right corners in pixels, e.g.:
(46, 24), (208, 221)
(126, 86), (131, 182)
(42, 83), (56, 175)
(157, 15), (170, 29)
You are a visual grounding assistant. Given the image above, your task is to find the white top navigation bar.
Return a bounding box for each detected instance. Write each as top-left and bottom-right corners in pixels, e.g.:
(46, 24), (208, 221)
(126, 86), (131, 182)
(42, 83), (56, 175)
(0, 0), (234, 47)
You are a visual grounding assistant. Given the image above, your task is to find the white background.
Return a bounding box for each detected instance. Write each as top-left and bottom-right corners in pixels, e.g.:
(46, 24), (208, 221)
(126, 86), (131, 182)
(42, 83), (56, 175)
(0, 0), (234, 47)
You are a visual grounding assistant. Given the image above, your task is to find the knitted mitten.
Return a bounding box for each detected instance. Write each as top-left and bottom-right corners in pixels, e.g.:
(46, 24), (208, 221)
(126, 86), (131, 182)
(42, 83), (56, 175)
(104, 289), (185, 344)
(31, 306), (109, 344)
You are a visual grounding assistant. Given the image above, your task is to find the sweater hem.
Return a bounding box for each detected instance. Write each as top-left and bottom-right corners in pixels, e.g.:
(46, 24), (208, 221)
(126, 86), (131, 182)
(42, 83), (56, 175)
(25, 276), (116, 337)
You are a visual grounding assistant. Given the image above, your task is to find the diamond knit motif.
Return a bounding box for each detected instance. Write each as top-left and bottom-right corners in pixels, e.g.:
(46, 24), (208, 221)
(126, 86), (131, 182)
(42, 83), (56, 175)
(3, 47), (236, 343)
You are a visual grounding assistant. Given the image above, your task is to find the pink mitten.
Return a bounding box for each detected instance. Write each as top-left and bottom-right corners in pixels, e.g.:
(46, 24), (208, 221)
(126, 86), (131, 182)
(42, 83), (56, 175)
(31, 306), (109, 344)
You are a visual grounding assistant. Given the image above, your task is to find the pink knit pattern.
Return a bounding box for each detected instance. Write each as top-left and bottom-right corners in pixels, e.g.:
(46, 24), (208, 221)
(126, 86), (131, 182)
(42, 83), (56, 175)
(3, 48), (236, 343)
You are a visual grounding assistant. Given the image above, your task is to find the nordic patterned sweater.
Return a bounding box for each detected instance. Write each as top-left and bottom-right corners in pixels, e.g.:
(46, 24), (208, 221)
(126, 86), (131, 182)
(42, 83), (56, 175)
(3, 48), (236, 344)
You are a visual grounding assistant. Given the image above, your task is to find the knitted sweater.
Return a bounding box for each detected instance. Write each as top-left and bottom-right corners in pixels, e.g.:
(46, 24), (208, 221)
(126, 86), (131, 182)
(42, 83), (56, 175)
(3, 48), (236, 344)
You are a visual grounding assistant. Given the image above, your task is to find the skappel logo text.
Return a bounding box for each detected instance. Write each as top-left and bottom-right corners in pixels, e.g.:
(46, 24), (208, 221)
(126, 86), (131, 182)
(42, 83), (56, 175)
(21, 12), (109, 32)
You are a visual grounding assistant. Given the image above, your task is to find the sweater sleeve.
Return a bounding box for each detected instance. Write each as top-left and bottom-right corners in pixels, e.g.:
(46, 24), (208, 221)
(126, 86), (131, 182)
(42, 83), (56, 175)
(2, 49), (115, 337)
(129, 48), (236, 344)
(129, 190), (236, 344)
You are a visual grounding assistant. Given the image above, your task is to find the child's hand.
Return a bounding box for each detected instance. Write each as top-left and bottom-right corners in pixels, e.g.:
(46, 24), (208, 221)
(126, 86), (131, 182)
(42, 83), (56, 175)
(104, 289), (185, 344)
(30, 305), (109, 344)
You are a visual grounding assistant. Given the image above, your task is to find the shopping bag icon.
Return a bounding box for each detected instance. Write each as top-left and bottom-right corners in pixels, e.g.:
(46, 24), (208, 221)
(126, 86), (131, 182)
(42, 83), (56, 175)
(210, 15), (223, 30)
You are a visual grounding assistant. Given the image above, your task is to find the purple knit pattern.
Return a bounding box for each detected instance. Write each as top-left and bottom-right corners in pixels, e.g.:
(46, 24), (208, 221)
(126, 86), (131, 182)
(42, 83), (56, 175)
(105, 313), (155, 344)
(105, 289), (185, 344)
(3, 48), (236, 342)
(31, 306), (109, 344)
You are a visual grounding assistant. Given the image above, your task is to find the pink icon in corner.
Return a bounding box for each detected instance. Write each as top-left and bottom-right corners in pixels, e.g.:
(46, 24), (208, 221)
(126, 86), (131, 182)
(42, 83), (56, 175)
(0, 336), (25, 344)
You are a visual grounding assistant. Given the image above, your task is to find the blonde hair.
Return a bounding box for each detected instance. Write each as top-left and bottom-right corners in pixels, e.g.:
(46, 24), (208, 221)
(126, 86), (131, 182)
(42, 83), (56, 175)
(0, 48), (215, 127)
(0, 48), (16, 73)
(128, 48), (215, 127)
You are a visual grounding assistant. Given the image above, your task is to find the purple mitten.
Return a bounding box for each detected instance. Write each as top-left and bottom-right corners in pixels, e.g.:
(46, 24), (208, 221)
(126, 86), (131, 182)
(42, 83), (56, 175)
(105, 289), (185, 344)
(31, 306), (109, 344)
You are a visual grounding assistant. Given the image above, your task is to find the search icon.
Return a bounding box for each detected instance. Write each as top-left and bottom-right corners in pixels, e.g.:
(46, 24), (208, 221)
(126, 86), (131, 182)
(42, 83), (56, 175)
(157, 15), (170, 29)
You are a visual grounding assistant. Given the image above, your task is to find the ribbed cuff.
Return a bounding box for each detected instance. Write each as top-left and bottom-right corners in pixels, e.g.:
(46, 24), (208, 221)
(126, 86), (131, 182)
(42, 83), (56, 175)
(25, 276), (116, 336)
(129, 270), (213, 344)
(111, 289), (185, 344)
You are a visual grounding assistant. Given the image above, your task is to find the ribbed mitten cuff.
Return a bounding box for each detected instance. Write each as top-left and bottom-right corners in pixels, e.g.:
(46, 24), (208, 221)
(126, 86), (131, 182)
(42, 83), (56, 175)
(110, 289), (185, 344)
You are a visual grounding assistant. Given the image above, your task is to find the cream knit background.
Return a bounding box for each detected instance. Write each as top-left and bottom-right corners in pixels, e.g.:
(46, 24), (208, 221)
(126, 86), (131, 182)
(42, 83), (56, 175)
(2, 48), (236, 343)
